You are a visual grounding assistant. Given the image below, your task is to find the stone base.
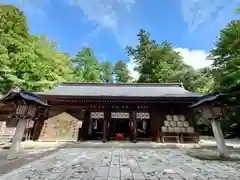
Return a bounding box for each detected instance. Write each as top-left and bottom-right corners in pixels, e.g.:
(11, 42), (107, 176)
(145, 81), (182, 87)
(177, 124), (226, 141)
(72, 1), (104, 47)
(6, 153), (19, 161)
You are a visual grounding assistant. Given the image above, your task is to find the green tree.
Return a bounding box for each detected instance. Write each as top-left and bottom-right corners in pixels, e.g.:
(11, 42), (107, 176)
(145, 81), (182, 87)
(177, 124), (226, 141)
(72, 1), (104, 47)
(208, 20), (240, 138)
(126, 30), (185, 83)
(114, 60), (132, 83)
(101, 61), (113, 83)
(126, 29), (213, 93)
(71, 47), (102, 82)
(208, 20), (240, 91)
(0, 5), (74, 92)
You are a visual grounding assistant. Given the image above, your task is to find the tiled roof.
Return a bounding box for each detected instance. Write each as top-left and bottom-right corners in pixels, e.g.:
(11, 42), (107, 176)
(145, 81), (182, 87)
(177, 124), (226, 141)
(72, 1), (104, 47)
(38, 83), (203, 98)
(1, 88), (49, 106)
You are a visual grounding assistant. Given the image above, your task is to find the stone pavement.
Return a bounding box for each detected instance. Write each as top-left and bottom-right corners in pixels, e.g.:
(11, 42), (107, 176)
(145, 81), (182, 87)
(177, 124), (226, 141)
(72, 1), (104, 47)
(1, 148), (240, 180)
(0, 148), (57, 174)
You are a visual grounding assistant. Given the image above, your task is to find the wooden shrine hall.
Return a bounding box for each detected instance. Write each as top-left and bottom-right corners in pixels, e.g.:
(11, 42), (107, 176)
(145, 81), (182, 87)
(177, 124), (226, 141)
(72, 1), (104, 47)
(0, 83), (202, 143)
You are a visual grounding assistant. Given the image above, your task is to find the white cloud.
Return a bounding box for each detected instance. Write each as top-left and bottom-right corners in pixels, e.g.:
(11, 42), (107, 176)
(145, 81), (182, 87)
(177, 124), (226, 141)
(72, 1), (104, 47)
(127, 57), (139, 81)
(175, 48), (212, 69)
(65, 0), (137, 47)
(179, 0), (240, 31)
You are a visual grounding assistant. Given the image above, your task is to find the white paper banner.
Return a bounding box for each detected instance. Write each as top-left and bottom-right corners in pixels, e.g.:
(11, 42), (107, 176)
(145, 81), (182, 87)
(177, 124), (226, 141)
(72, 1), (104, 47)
(136, 113), (150, 119)
(111, 112), (129, 119)
(90, 112), (104, 119)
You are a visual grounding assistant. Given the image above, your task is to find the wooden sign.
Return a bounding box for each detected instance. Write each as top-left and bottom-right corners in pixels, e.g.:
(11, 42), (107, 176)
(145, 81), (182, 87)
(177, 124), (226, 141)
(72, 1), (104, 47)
(39, 112), (81, 141)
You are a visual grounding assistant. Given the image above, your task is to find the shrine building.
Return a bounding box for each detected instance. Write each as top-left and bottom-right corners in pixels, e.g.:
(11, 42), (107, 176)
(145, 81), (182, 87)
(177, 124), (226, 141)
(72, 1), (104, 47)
(0, 83), (203, 143)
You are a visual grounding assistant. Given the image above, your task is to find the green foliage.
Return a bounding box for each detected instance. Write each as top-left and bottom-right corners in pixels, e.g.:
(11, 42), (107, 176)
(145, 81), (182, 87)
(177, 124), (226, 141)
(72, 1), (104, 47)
(126, 29), (213, 93)
(101, 61), (113, 83)
(209, 20), (240, 91)
(114, 60), (132, 83)
(208, 20), (240, 138)
(71, 47), (103, 83)
(0, 5), (74, 93)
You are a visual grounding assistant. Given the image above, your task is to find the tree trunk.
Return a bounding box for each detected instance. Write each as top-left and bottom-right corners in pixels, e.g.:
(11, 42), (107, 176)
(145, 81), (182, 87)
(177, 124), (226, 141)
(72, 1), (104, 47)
(7, 118), (27, 160)
(211, 119), (229, 158)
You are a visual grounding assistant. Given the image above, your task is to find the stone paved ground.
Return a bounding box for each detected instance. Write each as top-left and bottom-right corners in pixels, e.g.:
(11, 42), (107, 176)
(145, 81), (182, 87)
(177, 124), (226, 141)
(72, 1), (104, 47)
(0, 148), (57, 174)
(1, 148), (240, 180)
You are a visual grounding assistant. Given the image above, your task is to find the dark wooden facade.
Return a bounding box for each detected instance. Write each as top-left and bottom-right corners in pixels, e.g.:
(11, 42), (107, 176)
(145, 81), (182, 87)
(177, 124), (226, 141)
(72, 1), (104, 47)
(0, 83), (202, 143)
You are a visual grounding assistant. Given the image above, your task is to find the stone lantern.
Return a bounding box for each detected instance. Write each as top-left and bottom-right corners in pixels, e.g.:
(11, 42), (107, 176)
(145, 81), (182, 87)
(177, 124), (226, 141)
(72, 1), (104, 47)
(0, 88), (48, 160)
(190, 95), (229, 158)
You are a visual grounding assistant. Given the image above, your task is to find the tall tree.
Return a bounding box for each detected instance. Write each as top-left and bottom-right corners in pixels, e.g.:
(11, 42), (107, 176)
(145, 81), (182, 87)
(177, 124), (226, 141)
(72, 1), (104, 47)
(0, 5), (74, 92)
(208, 20), (240, 138)
(126, 30), (184, 83)
(114, 60), (132, 83)
(126, 29), (213, 93)
(71, 47), (102, 82)
(208, 20), (240, 91)
(101, 61), (113, 83)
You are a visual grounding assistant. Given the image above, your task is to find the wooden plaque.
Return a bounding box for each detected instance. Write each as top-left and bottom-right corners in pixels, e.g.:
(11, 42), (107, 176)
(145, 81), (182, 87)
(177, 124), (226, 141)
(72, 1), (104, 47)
(39, 112), (81, 141)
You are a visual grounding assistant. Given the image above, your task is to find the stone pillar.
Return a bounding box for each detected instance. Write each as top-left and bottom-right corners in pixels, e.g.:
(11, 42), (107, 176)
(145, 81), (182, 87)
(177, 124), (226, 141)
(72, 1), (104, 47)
(7, 118), (27, 160)
(211, 119), (229, 158)
(131, 111), (137, 143)
(102, 110), (110, 143)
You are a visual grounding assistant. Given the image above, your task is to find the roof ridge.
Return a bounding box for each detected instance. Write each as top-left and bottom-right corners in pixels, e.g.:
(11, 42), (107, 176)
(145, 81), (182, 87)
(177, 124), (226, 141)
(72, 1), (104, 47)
(61, 82), (183, 87)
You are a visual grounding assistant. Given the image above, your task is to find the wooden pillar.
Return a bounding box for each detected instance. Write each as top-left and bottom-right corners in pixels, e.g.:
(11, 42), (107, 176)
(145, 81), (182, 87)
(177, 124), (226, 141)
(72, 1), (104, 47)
(7, 118), (27, 160)
(78, 109), (86, 141)
(150, 109), (162, 143)
(131, 110), (137, 143)
(103, 110), (110, 142)
(80, 109), (88, 141)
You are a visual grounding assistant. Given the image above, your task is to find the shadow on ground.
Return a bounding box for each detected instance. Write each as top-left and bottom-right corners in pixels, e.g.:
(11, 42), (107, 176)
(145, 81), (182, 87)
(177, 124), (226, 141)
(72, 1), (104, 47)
(187, 149), (240, 162)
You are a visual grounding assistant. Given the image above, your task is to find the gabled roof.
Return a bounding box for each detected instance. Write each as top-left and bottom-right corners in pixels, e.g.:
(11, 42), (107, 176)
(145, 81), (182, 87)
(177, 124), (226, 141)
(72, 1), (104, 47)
(1, 88), (49, 106)
(190, 92), (238, 108)
(37, 83), (203, 99)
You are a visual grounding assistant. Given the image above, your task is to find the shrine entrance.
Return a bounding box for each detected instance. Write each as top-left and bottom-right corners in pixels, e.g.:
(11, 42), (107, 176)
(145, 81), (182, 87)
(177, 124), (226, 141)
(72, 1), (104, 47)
(88, 112), (104, 140)
(136, 112), (151, 140)
(109, 112), (131, 140)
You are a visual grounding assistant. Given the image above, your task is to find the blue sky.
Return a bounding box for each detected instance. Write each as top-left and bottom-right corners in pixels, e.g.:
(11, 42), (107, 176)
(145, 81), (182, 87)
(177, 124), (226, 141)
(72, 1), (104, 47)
(2, 0), (240, 79)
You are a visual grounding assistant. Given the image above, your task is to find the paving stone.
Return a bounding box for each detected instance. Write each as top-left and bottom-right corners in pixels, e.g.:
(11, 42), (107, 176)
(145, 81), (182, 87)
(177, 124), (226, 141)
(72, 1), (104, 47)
(71, 171), (87, 179)
(1, 148), (240, 180)
(107, 178), (119, 180)
(55, 173), (74, 180)
(94, 177), (107, 180)
(109, 167), (120, 177)
(96, 167), (109, 176)
(132, 173), (146, 180)
(120, 166), (132, 179)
